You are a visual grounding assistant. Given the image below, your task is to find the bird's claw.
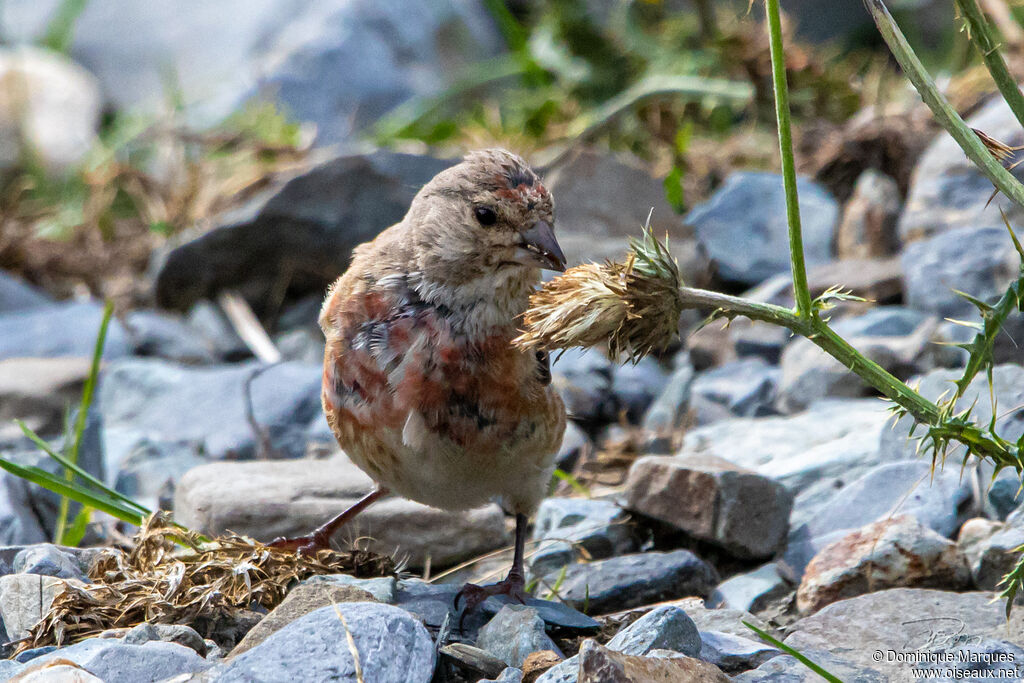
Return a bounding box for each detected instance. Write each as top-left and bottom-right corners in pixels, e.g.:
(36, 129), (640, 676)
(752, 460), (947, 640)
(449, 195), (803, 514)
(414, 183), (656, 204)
(454, 574), (529, 614)
(266, 531), (331, 556)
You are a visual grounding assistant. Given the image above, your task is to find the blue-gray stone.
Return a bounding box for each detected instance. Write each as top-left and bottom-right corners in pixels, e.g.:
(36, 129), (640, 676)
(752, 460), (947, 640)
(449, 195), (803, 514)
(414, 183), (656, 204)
(0, 271), (52, 314)
(605, 605), (700, 657)
(544, 551), (717, 615)
(686, 171), (837, 285)
(8, 639), (211, 682)
(13, 544), (86, 581)
(0, 301), (129, 361)
(529, 498), (635, 577)
(212, 603), (434, 682)
(476, 605), (561, 668)
(690, 358), (780, 424)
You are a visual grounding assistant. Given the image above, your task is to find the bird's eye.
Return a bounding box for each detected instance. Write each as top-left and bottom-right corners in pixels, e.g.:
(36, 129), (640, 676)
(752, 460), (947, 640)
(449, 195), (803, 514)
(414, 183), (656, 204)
(474, 206), (498, 226)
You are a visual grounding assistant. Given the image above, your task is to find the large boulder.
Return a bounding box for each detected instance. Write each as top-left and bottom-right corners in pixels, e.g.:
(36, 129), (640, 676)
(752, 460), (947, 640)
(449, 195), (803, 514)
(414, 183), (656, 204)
(174, 457), (509, 569)
(685, 171), (837, 286)
(154, 150), (451, 311)
(544, 149), (710, 284)
(98, 358), (322, 475)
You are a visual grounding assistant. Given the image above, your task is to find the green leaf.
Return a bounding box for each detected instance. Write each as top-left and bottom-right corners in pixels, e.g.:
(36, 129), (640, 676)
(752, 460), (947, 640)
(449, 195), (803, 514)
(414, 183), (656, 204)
(61, 507), (92, 547)
(0, 457), (144, 526)
(663, 165), (685, 213)
(743, 621), (844, 683)
(552, 468), (590, 497)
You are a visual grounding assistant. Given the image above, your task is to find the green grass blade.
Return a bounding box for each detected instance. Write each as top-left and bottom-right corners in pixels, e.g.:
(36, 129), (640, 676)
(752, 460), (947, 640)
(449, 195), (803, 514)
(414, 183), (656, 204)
(552, 468), (590, 496)
(40, 0), (89, 54)
(743, 621), (844, 683)
(54, 300), (113, 543)
(0, 458), (144, 526)
(16, 419), (150, 515)
(62, 507), (92, 547)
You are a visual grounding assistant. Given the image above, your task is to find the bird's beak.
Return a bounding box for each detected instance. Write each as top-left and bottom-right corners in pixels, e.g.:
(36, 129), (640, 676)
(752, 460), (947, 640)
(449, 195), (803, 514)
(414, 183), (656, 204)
(514, 220), (567, 272)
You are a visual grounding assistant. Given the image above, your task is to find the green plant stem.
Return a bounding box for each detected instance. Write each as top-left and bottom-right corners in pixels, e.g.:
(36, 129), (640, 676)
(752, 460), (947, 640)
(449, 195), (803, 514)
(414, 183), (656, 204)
(955, 0), (1024, 130)
(680, 286), (935, 423)
(764, 0), (813, 318)
(867, 0), (1024, 209)
(677, 284), (1023, 467)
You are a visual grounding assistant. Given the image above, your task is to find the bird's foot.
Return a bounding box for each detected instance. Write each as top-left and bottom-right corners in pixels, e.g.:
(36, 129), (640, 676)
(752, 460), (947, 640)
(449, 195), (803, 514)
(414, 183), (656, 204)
(454, 572), (529, 614)
(266, 530), (331, 556)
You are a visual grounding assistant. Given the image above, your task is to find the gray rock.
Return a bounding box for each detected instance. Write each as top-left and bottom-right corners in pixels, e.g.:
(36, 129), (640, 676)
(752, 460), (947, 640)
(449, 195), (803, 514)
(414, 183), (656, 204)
(476, 605), (560, 668)
(902, 225), (1024, 357)
(13, 544), (86, 581)
(0, 47), (100, 175)
(712, 563), (791, 614)
(698, 630), (779, 674)
(642, 355), (695, 437)
(784, 588), (1024, 680)
(481, 668), (524, 683)
(529, 498), (635, 577)
(123, 621), (207, 657)
(301, 574), (398, 603)
(0, 300), (129, 361)
(0, 356), (91, 441)
(543, 550), (717, 615)
(900, 94), (1024, 243)
(112, 439), (208, 513)
(122, 310), (218, 364)
(554, 421), (590, 472)
(610, 357), (669, 423)
(624, 456), (792, 559)
(175, 458), (509, 569)
(605, 605), (701, 657)
(836, 169), (901, 259)
(796, 515), (970, 614)
(155, 151), (451, 311)
(914, 639), (1024, 682)
(274, 327), (325, 365)
(212, 602), (434, 682)
(533, 605), (705, 683)
(686, 171), (838, 285)
(184, 301), (251, 361)
(99, 359), (321, 474)
(690, 358), (780, 424)
(0, 573), (68, 640)
(0, 271), (51, 313)
(678, 399), (894, 494)
(784, 461), (972, 576)
(551, 348), (615, 426)
(8, 638), (211, 682)
(966, 521), (1024, 591)
(544, 149), (710, 284)
(12, 645), (57, 663)
(732, 321), (790, 365)
(777, 306), (955, 412)
(733, 648), (886, 682)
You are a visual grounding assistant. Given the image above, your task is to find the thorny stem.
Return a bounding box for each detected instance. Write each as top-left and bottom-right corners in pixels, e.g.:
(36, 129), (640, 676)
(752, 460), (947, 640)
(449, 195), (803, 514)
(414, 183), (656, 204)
(764, 0), (813, 318)
(866, 0), (1024, 209)
(676, 285), (1019, 467)
(955, 0), (1024, 131)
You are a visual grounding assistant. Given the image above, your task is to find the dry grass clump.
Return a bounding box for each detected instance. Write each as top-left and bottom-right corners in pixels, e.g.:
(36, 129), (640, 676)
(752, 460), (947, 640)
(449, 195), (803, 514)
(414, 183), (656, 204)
(20, 514), (394, 652)
(514, 227), (683, 362)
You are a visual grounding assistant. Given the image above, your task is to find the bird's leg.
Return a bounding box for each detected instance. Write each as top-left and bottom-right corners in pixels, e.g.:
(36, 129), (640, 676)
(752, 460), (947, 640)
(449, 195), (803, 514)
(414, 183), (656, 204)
(267, 486), (389, 555)
(455, 512), (530, 612)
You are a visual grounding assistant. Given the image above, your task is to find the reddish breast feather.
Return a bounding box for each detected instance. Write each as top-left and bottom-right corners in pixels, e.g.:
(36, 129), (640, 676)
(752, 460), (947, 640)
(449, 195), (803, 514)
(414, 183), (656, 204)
(324, 286), (534, 449)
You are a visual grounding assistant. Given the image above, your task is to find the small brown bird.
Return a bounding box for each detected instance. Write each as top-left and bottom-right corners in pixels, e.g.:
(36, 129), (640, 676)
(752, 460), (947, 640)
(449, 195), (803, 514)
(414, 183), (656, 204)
(272, 149), (568, 607)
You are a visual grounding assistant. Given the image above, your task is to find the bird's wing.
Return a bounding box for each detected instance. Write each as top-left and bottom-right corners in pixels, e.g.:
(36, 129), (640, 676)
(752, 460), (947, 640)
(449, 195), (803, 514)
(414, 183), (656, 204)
(322, 276), (549, 451)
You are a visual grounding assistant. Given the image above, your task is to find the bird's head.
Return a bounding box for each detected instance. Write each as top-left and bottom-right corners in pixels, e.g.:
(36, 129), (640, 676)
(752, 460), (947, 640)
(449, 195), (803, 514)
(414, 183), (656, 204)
(406, 149), (565, 292)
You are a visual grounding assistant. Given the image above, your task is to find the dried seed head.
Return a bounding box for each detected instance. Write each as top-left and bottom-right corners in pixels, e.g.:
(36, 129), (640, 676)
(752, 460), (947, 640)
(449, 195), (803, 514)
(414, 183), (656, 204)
(514, 228), (684, 362)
